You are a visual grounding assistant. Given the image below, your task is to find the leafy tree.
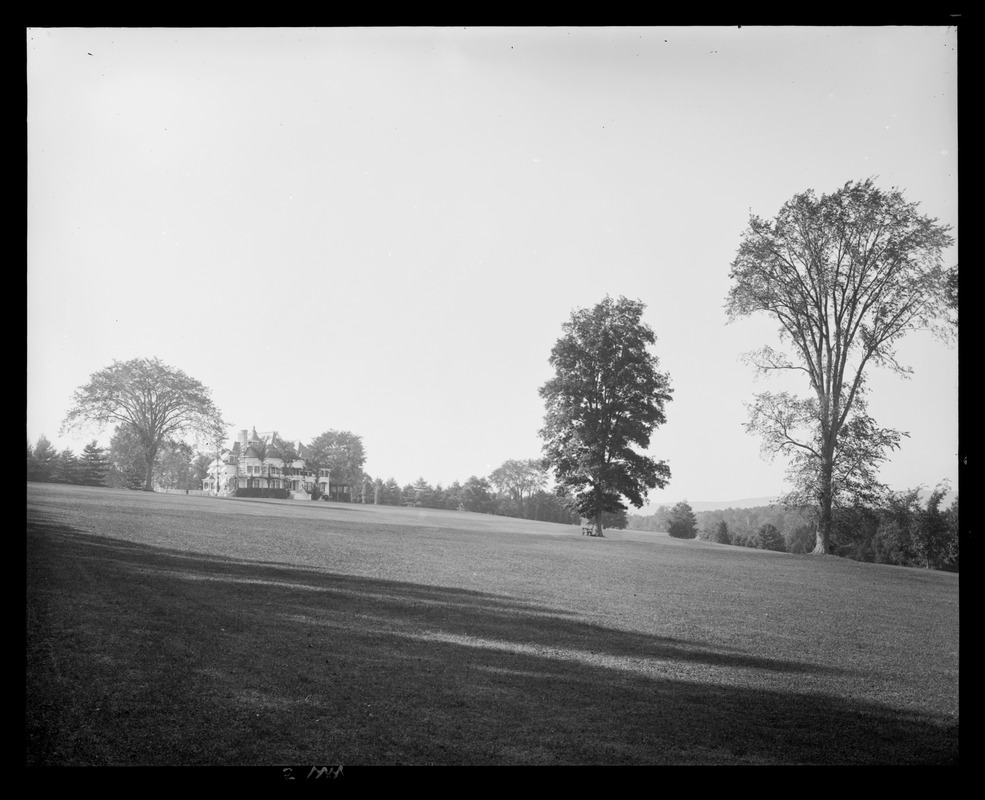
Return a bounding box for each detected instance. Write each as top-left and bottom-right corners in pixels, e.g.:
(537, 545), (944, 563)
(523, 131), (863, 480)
(61, 357), (225, 491)
(785, 523), (816, 554)
(355, 473), (374, 504)
(79, 440), (111, 487)
(444, 480), (463, 511)
(942, 496), (959, 572)
(460, 475), (496, 514)
(489, 459), (547, 519)
(108, 424), (148, 489)
(268, 434), (299, 490)
(667, 501), (698, 539)
(726, 179), (954, 554)
(871, 488), (921, 566)
(601, 508), (629, 529)
(308, 430), (366, 500)
(755, 523), (787, 552)
(830, 503), (881, 562)
(913, 484), (952, 571)
(945, 266), (958, 327)
(540, 296), (673, 536)
(628, 505), (673, 533)
(246, 434), (274, 489)
(155, 439), (194, 490)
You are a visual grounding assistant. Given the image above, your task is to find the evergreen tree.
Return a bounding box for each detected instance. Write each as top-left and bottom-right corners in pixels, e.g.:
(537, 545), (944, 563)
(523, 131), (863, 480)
(755, 523), (787, 552)
(80, 440), (110, 486)
(31, 436), (59, 482)
(53, 449), (83, 485)
(668, 501), (698, 539)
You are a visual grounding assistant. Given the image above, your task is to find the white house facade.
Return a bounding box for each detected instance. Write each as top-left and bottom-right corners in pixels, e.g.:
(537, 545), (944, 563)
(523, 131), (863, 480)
(203, 427), (331, 499)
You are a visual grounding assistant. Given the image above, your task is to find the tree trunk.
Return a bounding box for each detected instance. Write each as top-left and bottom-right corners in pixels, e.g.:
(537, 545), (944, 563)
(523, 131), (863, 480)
(594, 508), (604, 537)
(812, 457), (833, 554)
(143, 445), (158, 492)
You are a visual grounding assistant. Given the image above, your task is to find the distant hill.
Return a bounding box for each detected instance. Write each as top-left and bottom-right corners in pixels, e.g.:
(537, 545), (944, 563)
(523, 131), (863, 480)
(642, 497), (781, 513)
(641, 488), (956, 515)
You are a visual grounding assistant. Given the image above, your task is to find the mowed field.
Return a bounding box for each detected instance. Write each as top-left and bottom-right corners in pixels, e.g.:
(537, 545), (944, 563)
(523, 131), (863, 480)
(26, 483), (959, 766)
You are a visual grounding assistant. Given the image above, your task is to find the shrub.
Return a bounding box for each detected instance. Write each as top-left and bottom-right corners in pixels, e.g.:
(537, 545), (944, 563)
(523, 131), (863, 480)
(234, 488), (291, 499)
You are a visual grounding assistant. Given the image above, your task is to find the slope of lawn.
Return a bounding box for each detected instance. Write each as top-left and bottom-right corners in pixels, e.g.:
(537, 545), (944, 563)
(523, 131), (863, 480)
(25, 483), (959, 766)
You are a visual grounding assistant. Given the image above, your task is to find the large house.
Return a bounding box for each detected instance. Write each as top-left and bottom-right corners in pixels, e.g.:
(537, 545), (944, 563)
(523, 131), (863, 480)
(202, 427), (332, 499)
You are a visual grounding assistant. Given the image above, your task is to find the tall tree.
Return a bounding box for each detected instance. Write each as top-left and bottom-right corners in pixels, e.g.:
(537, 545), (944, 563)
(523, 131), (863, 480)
(488, 459), (547, 519)
(726, 179), (954, 554)
(61, 357), (225, 491)
(540, 296), (673, 536)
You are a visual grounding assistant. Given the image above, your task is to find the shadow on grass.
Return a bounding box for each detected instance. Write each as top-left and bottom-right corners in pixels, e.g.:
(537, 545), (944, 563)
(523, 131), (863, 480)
(26, 516), (957, 766)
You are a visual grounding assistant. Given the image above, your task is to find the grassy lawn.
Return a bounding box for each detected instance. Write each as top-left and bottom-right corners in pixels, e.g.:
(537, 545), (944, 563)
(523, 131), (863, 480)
(25, 483), (958, 766)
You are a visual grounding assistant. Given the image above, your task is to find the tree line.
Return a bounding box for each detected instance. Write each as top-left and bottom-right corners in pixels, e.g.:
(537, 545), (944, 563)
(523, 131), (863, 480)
(629, 487), (958, 571)
(27, 431), (211, 491)
(26, 432), (605, 527)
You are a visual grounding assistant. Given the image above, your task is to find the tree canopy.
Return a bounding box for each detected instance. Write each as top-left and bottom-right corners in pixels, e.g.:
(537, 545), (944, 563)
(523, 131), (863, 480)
(61, 357), (225, 491)
(488, 459), (547, 518)
(539, 295), (673, 536)
(726, 179), (954, 554)
(308, 430), (366, 494)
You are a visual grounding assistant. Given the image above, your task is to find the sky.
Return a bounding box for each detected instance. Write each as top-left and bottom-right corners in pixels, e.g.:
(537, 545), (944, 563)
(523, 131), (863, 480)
(27, 26), (959, 506)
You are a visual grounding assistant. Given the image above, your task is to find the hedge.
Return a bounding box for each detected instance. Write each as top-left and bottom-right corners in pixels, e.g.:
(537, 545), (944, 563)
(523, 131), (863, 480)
(233, 488), (291, 499)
